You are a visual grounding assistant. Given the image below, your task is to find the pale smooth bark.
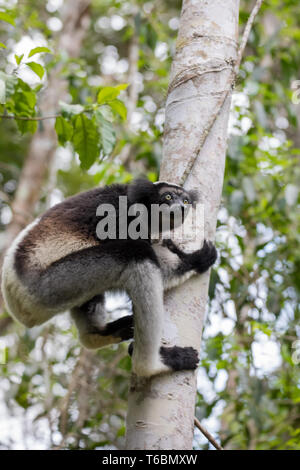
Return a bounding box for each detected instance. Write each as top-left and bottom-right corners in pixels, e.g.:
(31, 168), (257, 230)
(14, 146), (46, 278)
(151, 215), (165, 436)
(125, 0), (239, 450)
(0, 0), (91, 332)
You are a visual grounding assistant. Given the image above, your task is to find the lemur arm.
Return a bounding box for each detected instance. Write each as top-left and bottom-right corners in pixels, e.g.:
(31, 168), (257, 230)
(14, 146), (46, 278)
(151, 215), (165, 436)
(153, 239), (217, 290)
(163, 238), (217, 274)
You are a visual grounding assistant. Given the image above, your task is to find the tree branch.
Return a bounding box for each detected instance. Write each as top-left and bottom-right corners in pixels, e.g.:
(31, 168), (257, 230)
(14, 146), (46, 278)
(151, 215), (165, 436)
(194, 417), (223, 451)
(235, 0), (264, 72)
(0, 113), (61, 121)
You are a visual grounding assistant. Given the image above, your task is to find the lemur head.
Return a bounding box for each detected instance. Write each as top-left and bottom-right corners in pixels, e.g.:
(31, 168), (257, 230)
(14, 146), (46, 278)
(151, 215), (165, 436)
(153, 180), (198, 209)
(127, 179), (199, 231)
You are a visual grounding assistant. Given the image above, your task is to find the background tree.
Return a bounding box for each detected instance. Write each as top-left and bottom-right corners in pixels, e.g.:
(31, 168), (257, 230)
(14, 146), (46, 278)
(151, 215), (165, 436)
(0, 0), (299, 450)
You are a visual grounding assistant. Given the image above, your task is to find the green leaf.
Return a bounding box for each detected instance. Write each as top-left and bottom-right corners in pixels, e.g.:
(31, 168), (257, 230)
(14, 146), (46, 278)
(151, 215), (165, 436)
(118, 356), (131, 371)
(59, 101), (84, 117)
(115, 83), (128, 91)
(0, 71), (17, 97)
(34, 83), (43, 93)
(3, 78), (37, 133)
(97, 104), (113, 122)
(72, 114), (100, 170)
(109, 99), (127, 121)
(97, 87), (120, 105)
(0, 12), (15, 26)
(16, 119), (38, 135)
(116, 426), (126, 438)
(97, 84), (128, 105)
(95, 109), (116, 155)
(28, 46), (51, 58)
(0, 42), (6, 49)
(4, 78), (36, 117)
(15, 79), (36, 109)
(15, 54), (24, 65)
(25, 62), (44, 79)
(55, 116), (73, 146)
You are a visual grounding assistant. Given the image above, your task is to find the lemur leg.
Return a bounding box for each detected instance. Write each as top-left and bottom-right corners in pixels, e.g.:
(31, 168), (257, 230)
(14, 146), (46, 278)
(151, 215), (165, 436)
(124, 260), (199, 377)
(32, 240), (199, 375)
(71, 294), (134, 349)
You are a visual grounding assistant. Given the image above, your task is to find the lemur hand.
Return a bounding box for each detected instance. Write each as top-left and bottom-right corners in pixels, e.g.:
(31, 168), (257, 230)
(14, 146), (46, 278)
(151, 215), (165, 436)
(163, 238), (217, 274)
(192, 240), (217, 273)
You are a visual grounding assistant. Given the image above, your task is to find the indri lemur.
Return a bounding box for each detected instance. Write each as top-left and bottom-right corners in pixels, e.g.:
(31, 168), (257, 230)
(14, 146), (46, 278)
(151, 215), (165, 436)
(1, 179), (217, 377)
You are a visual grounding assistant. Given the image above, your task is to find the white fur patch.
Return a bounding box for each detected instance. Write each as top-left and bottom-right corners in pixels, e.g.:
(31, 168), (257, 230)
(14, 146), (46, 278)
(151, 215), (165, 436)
(1, 218), (56, 327)
(163, 270), (196, 291)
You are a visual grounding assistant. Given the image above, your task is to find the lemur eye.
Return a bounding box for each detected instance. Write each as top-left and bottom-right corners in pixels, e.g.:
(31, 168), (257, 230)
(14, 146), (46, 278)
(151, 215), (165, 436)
(165, 194), (172, 200)
(183, 199), (189, 204)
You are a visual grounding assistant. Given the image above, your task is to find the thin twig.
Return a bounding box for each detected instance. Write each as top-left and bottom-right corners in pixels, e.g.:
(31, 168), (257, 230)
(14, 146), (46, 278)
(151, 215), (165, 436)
(235, 0), (264, 72)
(0, 113), (61, 121)
(194, 417), (224, 450)
(59, 349), (87, 437)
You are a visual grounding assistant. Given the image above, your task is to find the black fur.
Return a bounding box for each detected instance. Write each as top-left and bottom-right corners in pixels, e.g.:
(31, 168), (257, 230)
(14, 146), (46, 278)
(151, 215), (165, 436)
(80, 294), (105, 314)
(127, 179), (159, 206)
(7, 178), (213, 377)
(14, 179), (199, 278)
(160, 345), (199, 371)
(76, 295), (134, 341)
(103, 315), (134, 340)
(15, 179), (199, 279)
(25, 240), (160, 307)
(128, 343), (199, 371)
(128, 341), (134, 356)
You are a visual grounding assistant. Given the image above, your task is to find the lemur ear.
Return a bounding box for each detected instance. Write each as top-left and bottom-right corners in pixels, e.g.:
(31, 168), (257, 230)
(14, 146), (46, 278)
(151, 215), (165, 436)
(127, 179), (158, 205)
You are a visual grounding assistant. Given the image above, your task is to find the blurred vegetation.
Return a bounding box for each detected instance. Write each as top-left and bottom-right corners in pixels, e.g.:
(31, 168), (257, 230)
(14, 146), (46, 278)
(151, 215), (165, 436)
(0, 0), (299, 450)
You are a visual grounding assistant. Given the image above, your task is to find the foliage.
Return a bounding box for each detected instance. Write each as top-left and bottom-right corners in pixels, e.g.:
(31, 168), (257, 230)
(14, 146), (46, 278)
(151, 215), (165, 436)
(0, 16), (127, 169)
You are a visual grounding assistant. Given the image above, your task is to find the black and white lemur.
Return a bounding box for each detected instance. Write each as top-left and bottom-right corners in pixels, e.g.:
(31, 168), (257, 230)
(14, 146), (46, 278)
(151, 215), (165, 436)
(1, 179), (217, 377)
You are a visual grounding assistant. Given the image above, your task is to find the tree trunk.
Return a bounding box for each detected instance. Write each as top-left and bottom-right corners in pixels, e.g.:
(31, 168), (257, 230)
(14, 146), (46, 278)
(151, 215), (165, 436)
(125, 0), (239, 450)
(0, 0), (91, 332)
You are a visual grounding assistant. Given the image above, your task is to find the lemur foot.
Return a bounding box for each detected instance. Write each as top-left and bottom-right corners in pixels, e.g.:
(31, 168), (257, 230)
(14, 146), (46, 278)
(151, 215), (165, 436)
(79, 315), (134, 349)
(88, 315), (134, 342)
(104, 315), (134, 341)
(160, 345), (199, 371)
(129, 343), (198, 375)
